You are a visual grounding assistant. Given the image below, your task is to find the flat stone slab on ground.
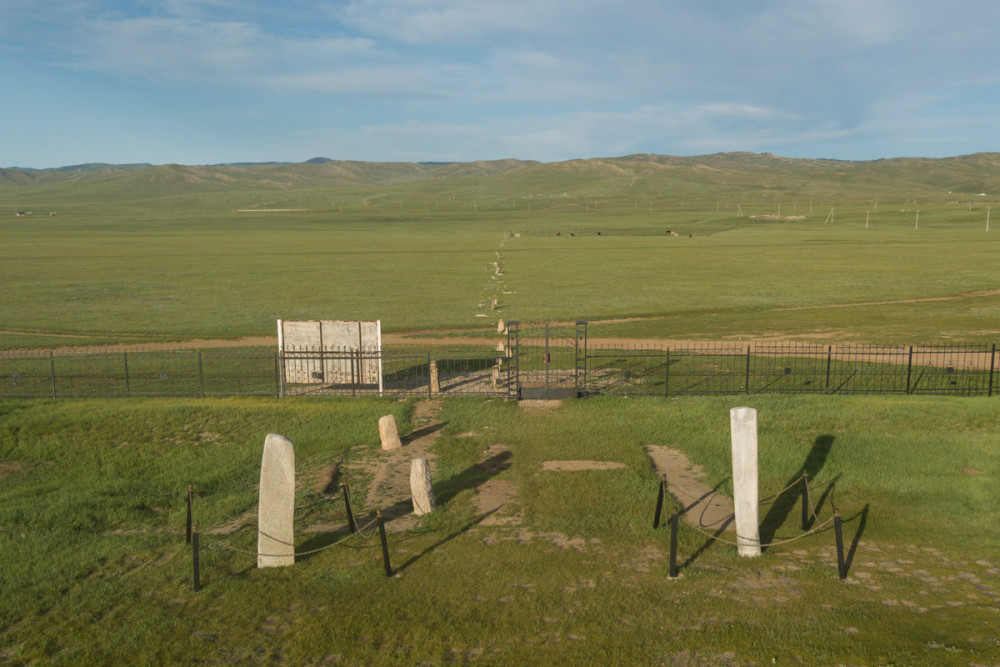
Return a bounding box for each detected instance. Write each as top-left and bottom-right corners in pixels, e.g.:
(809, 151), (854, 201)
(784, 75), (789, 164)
(646, 445), (735, 532)
(541, 460), (627, 471)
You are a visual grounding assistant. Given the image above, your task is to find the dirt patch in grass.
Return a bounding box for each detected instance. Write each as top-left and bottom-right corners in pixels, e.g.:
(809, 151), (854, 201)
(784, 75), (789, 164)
(519, 400), (562, 413)
(0, 460), (50, 480)
(474, 445), (518, 526)
(0, 461), (26, 480)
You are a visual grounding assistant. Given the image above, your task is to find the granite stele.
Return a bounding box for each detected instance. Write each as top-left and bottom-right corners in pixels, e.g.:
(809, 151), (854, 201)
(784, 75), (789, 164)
(410, 458), (436, 516)
(258, 433), (296, 568)
(730, 407), (762, 557)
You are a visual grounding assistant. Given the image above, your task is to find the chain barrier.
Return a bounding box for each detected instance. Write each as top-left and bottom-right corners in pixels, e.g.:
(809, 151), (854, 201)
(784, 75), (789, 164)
(189, 481), (383, 559)
(206, 515), (381, 558)
(669, 472), (838, 550)
(684, 515), (837, 549)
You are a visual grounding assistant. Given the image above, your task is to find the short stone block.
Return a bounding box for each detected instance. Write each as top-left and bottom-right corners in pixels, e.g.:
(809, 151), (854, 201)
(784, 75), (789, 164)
(379, 415), (402, 450)
(410, 458), (435, 515)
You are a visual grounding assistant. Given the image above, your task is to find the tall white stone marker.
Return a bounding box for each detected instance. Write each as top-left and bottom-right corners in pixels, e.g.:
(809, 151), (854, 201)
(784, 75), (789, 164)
(730, 407), (761, 557)
(410, 458), (436, 516)
(258, 433), (296, 568)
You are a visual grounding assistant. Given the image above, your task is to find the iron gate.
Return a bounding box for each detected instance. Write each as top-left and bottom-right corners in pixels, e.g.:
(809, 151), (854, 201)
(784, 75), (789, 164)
(507, 321), (588, 399)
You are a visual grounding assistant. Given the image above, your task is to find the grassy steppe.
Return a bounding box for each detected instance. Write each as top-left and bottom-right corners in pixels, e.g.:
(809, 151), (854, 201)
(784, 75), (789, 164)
(2, 155), (1000, 348)
(2, 206), (998, 347)
(1, 395), (998, 664)
(1, 156), (998, 664)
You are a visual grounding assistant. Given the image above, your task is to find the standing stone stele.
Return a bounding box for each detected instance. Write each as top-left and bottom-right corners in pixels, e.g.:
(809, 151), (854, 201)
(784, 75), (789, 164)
(429, 360), (441, 394)
(730, 407), (761, 557)
(258, 433), (295, 568)
(410, 458), (435, 515)
(497, 318), (506, 333)
(379, 415), (402, 450)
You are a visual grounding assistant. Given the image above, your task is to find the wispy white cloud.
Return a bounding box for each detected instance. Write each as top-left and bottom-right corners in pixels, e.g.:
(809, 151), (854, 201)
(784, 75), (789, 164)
(7, 0), (1000, 165)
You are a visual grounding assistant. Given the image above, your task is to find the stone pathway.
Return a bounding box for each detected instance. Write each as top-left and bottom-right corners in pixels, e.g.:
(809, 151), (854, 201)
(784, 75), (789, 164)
(646, 445), (735, 532)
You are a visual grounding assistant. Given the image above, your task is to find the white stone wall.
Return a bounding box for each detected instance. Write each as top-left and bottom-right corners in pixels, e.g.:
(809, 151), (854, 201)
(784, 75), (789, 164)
(278, 319), (382, 387)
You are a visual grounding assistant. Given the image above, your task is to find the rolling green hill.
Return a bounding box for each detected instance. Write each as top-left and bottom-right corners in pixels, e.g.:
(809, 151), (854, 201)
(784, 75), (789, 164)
(3, 152), (1000, 213)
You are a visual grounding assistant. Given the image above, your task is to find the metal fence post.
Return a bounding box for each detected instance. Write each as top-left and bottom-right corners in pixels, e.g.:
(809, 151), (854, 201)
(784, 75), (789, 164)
(186, 485), (194, 545)
(825, 346), (832, 393)
(49, 351), (57, 399)
(278, 351), (286, 398)
(905, 346), (914, 394)
(664, 349), (670, 398)
(197, 350), (205, 398)
(745, 346), (751, 394)
(989, 343), (996, 398)
(273, 351), (281, 398)
(123, 351), (131, 398)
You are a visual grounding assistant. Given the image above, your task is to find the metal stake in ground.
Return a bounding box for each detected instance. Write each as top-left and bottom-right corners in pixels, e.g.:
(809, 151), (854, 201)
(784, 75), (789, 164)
(376, 511), (393, 577)
(186, 485), (194, 545)
(834, 508), (847, 579)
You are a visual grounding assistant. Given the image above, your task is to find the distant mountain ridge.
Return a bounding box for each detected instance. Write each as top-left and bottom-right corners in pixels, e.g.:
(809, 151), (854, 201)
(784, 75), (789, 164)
(3, 153), (1000, 202)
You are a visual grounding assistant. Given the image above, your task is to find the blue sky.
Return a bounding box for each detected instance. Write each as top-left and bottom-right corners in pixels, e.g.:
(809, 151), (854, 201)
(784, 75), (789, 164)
(4, 0), (1000, 168)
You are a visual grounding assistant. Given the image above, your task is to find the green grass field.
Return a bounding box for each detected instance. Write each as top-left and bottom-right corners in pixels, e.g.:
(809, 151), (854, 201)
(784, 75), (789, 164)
(2, 156), (999, 348)
(1, 156), (999, 664)
(0, 395), (997, 664)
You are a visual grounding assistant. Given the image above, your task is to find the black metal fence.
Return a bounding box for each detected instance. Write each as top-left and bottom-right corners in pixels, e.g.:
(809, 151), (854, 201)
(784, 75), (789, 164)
(0, 342), (995, 400)
(584, 343), (998, 397)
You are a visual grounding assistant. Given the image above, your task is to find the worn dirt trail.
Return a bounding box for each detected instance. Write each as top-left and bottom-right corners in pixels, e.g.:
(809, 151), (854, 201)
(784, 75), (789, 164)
(352, 400), (445, 532)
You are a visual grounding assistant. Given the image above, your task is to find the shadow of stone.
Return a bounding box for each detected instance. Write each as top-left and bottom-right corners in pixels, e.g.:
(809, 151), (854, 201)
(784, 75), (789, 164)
(759, 434), (835, 551)
(435, 450), (513, 506)
(379, 497), (419, 522)
(402, 422), (444, 445)
(394, 509), (499, 574)
(295, 525), (354, 562)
